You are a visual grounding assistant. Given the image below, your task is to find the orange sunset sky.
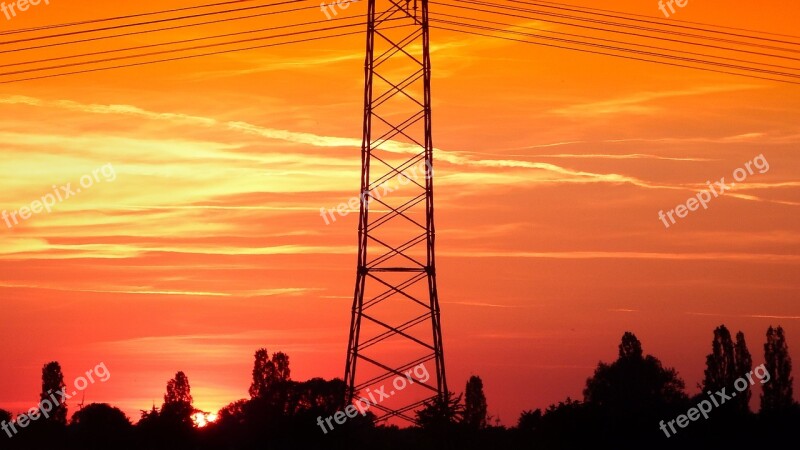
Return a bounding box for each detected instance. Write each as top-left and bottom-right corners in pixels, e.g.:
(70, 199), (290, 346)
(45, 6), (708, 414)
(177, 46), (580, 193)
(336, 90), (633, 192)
(1, 0), (799, 425)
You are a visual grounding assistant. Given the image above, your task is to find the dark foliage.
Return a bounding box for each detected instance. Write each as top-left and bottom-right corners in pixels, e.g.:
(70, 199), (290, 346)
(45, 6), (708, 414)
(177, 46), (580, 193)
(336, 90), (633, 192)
(1, 329), (797, 449)
(463, 376), (488, 429)
(762, 325), (795, 413)
(68, 403), (133, 450)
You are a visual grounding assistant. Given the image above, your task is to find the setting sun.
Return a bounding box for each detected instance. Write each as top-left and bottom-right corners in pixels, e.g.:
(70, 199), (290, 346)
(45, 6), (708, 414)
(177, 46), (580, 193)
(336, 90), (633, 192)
(192, 412), (218, 428)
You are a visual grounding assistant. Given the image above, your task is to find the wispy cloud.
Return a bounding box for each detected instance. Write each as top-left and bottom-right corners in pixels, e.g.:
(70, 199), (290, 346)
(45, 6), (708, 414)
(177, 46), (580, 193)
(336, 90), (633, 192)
(0, 241), (353, 259)
(550, 85), (760, 117)
(466, 150), (715, 162)
(686, 312), (800, 320)
(442, 250), (800, 262)
(0, 95), (688, 192)
(441, 301), (523, 308)
(0, 283), (321, 298)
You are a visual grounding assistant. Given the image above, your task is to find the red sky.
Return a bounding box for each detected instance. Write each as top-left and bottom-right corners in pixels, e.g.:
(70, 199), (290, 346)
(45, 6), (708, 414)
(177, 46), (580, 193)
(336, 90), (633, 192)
(1, 0), (799, 425)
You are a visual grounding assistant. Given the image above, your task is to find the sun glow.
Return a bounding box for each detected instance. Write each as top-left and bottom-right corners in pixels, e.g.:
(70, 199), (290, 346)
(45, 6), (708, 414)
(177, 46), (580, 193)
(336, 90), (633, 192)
(192, 412), (218, 428)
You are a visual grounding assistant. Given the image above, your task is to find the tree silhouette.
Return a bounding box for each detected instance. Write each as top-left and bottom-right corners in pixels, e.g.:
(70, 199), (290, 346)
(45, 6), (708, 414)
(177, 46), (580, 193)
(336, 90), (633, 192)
(217, 399), (248, 425)
(523, 398), (601, 449)
(135, 405), (161, 432)
(248, 349), (292, 398)
(272, 352), (291, 382)
(618, 331), (643, 359)
(0, 342), (796, 449)
(245, 348), (297, 421)
(138, 405), (159, 423)
(583, 331), (687, 435)
(288, 377), (345, 415)
(762, 326), (794, 413)
(248, 348), (274, 399)
(702, 325), (737, 395)
(516, 408), (542, 434)
(40, 361), (68, 426)
(0, 408), (11, 439)
(415, 391), (464, 431)
(161, 371), (195, 428)
(71, 402), (131, 428)
(733, 331), (753, 412)
(70, 403), (133, 449)
(463, 376), (488, 429)
(165, 371), (193, 405)
(135, 372), (197, 450)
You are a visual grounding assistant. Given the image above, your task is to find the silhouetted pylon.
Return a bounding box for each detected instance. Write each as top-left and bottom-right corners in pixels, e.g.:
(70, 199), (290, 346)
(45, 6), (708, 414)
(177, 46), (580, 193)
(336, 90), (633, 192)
(344, 0), (447, 424)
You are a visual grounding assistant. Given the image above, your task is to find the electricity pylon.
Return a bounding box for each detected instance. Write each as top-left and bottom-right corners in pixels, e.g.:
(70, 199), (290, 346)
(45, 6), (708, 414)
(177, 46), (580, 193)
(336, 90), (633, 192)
(344, 0), (447, 424)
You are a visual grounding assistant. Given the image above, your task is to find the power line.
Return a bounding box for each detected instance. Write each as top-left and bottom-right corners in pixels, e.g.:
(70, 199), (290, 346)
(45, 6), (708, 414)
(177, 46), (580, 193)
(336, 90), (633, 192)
(0, 23), (412, 84)
(5, 0), (793, 67)
(429, 12), (800, 73)
(0, 3), (321, 55)
(454, 0), (800, 54)
(4, 14), (370, 69)
(430, 2), (800, 62)
(526, 0), (800, 40)
(0, 0), (305, 45)
(2, 1), (796, 86)
(5, 0), (791, 54)
(0, 20), (376, 78)
(429, 22), (800, 85)
(504, 0), (800, 46)
(0, 0), (265, 35)
(432, 18), (800, 80)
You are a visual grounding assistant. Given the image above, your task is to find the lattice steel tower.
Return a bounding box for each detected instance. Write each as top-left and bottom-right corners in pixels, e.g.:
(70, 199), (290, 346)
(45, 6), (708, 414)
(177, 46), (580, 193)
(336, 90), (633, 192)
(344, 0), (447, 424)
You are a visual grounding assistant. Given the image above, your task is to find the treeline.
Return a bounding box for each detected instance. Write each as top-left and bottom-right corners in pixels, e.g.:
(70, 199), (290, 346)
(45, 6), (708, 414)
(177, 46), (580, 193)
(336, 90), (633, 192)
(0, 325), (797, 449)
(512, 325), (798, 449)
